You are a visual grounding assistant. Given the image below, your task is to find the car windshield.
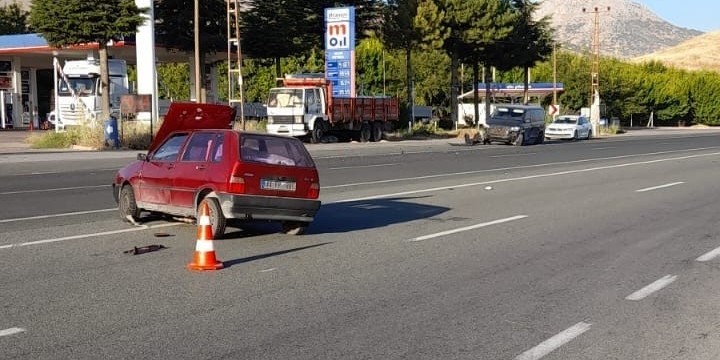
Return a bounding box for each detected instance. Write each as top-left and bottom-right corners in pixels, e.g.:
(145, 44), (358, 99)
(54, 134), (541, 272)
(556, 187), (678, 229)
(268, 89), (304, 108)
(489, 108), (525, 123)
(240, 134), (315, 168)
(554, 117), (578, 124)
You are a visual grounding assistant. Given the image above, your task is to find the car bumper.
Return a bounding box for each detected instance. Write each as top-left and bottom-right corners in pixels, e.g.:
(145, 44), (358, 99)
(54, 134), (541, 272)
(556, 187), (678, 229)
(216, 192), (321, 223)
(266, 124), (309, 137)
(544, 131), (575, 139)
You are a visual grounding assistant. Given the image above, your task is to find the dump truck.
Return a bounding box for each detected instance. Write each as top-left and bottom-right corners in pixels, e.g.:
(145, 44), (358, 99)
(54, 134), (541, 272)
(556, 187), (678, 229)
(265, 73), (400, 143)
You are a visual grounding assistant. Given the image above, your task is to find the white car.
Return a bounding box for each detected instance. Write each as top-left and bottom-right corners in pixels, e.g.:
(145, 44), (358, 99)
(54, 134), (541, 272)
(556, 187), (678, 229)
(545, 115), (592, 140)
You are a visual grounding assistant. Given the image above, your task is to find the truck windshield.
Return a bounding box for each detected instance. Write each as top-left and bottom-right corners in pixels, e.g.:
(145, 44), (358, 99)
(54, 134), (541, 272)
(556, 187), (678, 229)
(59, 77), (97, 96)
(268, 89), (303, 108)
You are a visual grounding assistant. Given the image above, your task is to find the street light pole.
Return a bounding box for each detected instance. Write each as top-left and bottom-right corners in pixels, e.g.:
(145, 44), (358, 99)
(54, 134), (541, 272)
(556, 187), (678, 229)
(194, 0), (201, 104)
(582, 6), (610, 135)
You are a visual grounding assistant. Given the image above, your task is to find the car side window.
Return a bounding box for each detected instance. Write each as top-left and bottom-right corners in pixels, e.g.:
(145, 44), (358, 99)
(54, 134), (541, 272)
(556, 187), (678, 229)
(210, 133), (225, 162)
(181, 132), (218, 162)
(150, 133), (188, 161)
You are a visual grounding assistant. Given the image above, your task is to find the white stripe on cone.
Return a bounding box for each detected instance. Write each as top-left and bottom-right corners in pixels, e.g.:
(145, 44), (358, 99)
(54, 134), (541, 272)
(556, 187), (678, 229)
(195, 239), (215, 252)
(198, 215), (211, 226)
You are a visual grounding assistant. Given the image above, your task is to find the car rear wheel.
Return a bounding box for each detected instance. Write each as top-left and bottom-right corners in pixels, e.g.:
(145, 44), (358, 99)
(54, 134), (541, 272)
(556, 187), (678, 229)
(282, 221), (308, 235)
(118, 184), (140, 222)
(199, 197), (226, 240)
(586, 130), (592, 140)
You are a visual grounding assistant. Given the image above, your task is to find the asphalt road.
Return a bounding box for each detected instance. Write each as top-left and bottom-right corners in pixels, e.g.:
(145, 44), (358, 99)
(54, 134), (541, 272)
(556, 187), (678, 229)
(3, 132), (720, 359)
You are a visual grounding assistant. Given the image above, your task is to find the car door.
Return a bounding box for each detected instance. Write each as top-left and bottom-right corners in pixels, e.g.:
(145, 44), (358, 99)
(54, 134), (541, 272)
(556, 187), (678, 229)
(170, 131), (225, 210)
(580, 117), (590, 138)
(138, 132), (189, 205)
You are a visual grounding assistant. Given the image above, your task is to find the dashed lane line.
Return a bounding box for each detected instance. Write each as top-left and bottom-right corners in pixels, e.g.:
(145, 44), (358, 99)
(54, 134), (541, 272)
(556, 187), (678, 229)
(0, 184), (108, 195)
(408, 215), (528, 242)
(625, 275), (677, 301)
(0, 328), (25, 337)
(635, 182), (684, 193)
(0, 208), (116, 224)
(696, 246), (720, 262)
(0, 223), (182, 250)
(514, 322), (592, 360)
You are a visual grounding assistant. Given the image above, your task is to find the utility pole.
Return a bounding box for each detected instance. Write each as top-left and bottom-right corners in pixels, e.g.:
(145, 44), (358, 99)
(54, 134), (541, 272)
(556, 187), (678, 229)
(583, 6), (610, 135)
(193, 0), (201, 104)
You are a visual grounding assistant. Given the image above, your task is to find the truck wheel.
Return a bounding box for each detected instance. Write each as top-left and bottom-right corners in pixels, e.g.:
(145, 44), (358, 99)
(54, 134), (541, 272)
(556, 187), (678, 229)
(198, 197), (226, 240)
(119, 184), (141, 222)
(311, 120), (325, 144)
(360, 122), (371, 142)
(282, 221), (308, 235)
(371, 121), (384, 142)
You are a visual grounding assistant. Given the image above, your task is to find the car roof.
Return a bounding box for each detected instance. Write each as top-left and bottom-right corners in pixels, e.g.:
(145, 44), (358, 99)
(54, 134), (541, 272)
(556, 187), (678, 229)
(495, 104), (544, 110)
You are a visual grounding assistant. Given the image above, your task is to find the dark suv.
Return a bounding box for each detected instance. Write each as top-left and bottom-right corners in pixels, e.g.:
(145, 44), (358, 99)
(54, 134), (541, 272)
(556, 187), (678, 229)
(484, 104), (546, 146)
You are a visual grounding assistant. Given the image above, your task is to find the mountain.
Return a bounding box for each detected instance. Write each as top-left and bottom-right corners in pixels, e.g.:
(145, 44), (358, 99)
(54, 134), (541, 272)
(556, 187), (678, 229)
(633, 31), (720, 72)
(536, 0), (703, 59)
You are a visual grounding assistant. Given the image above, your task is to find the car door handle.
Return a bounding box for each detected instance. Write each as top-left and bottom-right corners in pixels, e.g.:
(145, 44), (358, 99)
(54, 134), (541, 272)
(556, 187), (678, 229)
(195, 165), (207, 170)
(167, 164), (175, 169)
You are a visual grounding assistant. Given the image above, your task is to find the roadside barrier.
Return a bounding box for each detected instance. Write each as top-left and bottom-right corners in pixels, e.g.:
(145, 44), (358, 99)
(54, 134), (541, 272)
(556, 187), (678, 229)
(187, 202), (224, 271)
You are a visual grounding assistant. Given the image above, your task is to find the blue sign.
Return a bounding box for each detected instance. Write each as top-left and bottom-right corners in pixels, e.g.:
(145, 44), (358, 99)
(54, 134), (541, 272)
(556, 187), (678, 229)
(325, 7), (355, 97)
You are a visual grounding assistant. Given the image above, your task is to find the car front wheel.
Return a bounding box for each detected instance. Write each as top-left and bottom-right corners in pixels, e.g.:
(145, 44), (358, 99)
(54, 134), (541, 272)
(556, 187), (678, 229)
(513, 132), (524, 146)
(118, 184), (141, 222)
(282, 221), (308, 235)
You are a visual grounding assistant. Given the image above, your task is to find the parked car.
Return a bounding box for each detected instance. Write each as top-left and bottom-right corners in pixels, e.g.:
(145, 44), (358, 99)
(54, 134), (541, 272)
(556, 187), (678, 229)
(545, 115), (592, 140)
(112, 102), (321, 239)
(484, 104), (546, 146)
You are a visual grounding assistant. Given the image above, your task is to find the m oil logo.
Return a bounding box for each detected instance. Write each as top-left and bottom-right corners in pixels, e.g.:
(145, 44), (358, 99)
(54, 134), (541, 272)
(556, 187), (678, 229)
(326, 22), (349, 50)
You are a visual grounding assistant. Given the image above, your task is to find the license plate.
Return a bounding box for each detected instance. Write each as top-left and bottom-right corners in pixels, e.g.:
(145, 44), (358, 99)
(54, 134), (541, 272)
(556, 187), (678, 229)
(261, 179), (296, 191)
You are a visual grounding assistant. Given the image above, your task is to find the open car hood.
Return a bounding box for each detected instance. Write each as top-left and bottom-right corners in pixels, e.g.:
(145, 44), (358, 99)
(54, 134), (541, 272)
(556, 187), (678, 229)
(148, 102), (236, 153)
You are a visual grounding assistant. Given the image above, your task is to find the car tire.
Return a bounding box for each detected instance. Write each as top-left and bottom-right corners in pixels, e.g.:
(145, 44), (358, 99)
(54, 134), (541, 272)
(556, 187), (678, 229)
(199, 197), (226, 240)
(586, 130), (592, 140)
(536, 132), (544, 144)
(118, 184), (141, 222)
(282, 221), (308, 235)
(513, 132), (524, 146)
(573, 130), (579, 141)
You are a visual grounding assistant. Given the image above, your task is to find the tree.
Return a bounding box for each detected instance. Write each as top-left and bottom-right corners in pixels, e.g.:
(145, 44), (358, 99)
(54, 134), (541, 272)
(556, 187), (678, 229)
(154, 0), (226, 99)
(29, 0), (145, 122)
(0, 2), (31, 35)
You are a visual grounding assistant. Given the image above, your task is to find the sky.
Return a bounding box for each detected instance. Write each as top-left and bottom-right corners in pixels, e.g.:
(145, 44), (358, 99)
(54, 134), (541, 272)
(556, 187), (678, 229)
(639, 0), (719, 32)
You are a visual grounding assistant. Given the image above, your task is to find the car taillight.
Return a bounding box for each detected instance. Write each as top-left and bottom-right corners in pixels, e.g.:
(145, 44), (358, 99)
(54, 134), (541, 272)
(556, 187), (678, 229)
(308, 182), (320, 199)
(229, 176), (245, 193)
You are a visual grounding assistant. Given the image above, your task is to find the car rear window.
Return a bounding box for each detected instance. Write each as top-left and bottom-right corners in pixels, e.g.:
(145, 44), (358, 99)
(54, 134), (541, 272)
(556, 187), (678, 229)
(240, 134), (315, 167)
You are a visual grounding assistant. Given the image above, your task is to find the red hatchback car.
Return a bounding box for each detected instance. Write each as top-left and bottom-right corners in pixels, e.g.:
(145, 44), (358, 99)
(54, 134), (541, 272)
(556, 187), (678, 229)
(112, 102), (321, 238)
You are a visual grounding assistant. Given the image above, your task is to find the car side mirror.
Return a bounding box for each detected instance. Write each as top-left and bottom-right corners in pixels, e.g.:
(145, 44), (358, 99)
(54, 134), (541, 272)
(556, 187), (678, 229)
(137, 153), (147, 161)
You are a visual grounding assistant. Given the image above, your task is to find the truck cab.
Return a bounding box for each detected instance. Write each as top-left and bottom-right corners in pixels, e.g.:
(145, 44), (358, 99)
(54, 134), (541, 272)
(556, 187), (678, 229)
(55, 58), (128, 127)
(266, 74), (330, 143)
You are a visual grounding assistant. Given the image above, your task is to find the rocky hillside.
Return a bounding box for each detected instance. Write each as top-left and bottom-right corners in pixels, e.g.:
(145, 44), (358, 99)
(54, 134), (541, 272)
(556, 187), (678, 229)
(633, 31), (720, 72)
(536, 0), (703, 58)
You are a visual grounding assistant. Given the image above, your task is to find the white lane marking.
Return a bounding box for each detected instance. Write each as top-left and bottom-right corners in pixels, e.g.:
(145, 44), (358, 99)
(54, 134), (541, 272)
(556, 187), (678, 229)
(0, 184), (108, 195)
(635, 182), (684, 193)
(259, 268), (277, 273)
(323, 147), (720, 189)
(514, 322), (592, 360)
(490, 153), (537, 158)
(625, 275), (677, 301)
(314, 147), (488, 159)
(0, 208), (116, 224)
(329, 163), (399, 170)
(408, 215), (528, 242)
(592, 147), (615, 150)
(0, 223), (182, 250)
(696, 246), (720, 262)
(0, 327), (25, 337)
(6, 168), (119, 177)
(329, 151), (720, 204)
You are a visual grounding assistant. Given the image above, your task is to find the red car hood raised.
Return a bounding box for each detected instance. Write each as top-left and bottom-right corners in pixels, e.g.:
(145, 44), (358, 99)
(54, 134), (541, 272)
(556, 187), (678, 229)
(148, 102), (236, 153)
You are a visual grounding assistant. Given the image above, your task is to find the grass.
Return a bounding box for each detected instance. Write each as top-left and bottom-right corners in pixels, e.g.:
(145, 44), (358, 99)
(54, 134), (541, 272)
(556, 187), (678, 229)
(27, 125), (104, 149)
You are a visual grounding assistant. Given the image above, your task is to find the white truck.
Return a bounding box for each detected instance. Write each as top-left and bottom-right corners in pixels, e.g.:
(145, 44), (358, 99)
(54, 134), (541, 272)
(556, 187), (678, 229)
(51, 58), (129, 127)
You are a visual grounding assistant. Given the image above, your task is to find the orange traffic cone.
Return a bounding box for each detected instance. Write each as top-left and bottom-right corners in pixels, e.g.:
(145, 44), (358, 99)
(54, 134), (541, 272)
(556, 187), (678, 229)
(187, 202), (223, 271)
